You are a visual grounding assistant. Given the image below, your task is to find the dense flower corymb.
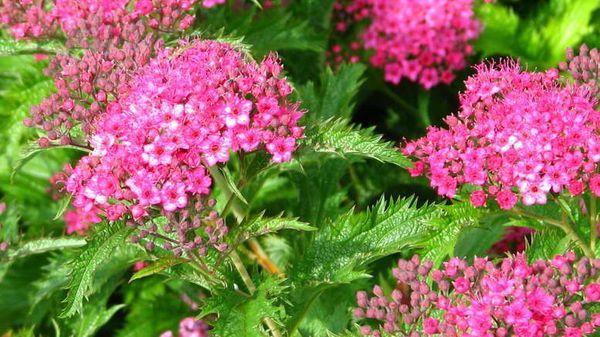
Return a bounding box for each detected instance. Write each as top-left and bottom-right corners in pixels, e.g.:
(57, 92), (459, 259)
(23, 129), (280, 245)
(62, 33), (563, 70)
(404, 61), (599, 209)
(65, 39), (303, 225)
(355, 253), (600, 337)
(364, 0), (481, 89)
(329, 0), (481, 89)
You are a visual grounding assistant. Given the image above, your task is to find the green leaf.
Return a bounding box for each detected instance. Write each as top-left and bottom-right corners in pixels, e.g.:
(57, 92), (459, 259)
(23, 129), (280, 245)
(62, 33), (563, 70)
(475, 0), (600, 68)
(231, 212), (314, 245)
(7, 237), (86, 260)
(74, 304), (125, 337)
(219, 166), (249, 205)
(53, 195), (72, 221)
(526, 227), (572, 262)
(298, 63), (367, 120)
(289, 196), (435, 284)
(200, 276), (286, 337)
(12, 143), (90, 181)
(286, 197), (436, 334)
(0, 38), (63, 56)
(60, 221), (133, 317)
(421, 202), (483, 267)
(129, 256), (187, 283)
(304, 118), (410, 168)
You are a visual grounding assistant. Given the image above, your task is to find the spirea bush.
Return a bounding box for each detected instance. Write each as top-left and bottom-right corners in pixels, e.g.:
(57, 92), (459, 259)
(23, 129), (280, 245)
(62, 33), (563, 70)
(0, 1), (599, 336)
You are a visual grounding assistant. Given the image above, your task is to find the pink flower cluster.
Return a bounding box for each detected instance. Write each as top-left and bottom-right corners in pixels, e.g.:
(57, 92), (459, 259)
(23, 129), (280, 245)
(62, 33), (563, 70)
(17, 0), (203, 146)
(328, 0), (481, 89)
(0, 0), (221, 41)
(160, 317), (209, 337)
(404, 61), (600, 209)
(65, 39), (302, 224)
(355, 253), (600, 337)
(364, 0), (481, 89)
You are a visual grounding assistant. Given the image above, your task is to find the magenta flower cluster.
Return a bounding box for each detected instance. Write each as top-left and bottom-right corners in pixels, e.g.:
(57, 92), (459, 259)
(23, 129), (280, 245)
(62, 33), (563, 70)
(64, 39), (303, 228)
(13, 0), (203, 146)
(0, 0), (221, 41)
(160, 317), (209, 337)
(403, 61), (600, 209)
(355, 253), (600, 337)
(363, 0), (481, 89)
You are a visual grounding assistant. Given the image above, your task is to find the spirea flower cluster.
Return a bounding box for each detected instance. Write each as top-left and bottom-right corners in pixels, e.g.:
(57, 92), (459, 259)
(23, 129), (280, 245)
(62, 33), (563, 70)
(355, 253), (600, 337)
(403, 61), (600, 209)
(0, 0), (219, 41)
(160, 317), (209, 337)
(14, 0), (204, 146)
(63, 39), (302, 235)
(363, 0), (481, 89)
(328, 0), (481, 89)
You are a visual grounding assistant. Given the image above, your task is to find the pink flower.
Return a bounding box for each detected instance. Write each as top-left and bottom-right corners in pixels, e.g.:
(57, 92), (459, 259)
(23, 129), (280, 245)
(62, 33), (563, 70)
(590, 174), (600, 197)
(496, 190), (517, 210)
(584, 283), (600, 302)
(356, 252), (600, 337)
(423, 317), (440, 334)
(469, 190), (487, 207)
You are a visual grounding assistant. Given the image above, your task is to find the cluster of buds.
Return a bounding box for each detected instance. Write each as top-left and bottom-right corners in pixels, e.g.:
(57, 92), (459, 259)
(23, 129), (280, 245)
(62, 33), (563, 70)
(129, 198), (229, 257)
(560, 44), (599, 98)
(355, 253), (600, 336)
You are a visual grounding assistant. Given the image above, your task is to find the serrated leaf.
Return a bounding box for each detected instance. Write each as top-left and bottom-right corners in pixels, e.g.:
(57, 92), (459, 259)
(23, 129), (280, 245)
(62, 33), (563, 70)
(0, 38), (63, 56)
(7, 237), (86, 260)
(304, 118), (410, 168)
(200, 276), (286, 337)
(286, 197), (436, 334)
(219, 166), (249, 205)
(60, 221), (133, 318)
(230, 212), (314, 247)
(421, 202), (483, 267)
(298, 63), (366, 120)
(129, 256), (187, 283)
(526, 227), (572, 262)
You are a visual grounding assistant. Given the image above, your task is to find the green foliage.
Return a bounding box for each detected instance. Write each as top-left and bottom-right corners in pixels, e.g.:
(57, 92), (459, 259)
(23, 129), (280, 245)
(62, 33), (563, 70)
(0, 1), (598, 336)
(421, 202), (484, 266)
(229, 212), (314, 246)
(200, 276), (286, 337)
(476, 0), (600, 68)
(6, 237), (86, 260)
(304, 118), (411, 168)
(61, 221), (133, 317)
(0, 38), (63, 56)
(298, 63), (367, 120)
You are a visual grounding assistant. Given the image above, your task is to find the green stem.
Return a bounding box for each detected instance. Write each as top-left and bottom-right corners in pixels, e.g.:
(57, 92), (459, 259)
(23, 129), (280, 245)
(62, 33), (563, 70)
(264, 318), (282, 337)
(512, 207), (595, 258)
(230, 250), (256, 294)
(208, 165), (283, 337)
(417, 87), (431, 127)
